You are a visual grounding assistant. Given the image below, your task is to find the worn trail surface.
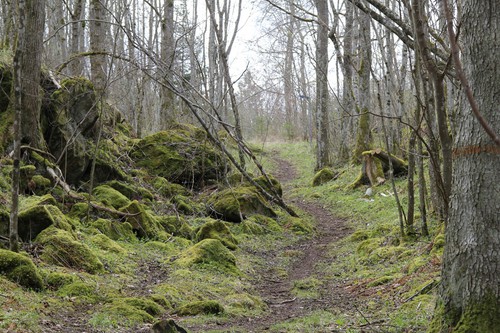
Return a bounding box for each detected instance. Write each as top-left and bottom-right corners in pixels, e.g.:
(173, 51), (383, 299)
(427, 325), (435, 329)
(192, 154), (356, 332)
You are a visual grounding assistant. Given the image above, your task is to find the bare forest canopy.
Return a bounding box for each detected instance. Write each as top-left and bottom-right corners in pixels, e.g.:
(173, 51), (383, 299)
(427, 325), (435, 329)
(1, 0), (500, 332)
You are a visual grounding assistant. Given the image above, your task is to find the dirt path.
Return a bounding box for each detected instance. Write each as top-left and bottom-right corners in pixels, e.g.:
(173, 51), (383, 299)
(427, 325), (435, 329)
(195, 154), (355, 332)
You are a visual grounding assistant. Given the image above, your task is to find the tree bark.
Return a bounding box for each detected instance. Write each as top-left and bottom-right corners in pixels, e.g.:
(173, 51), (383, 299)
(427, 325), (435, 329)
(20, 0), (45, 149)
(314, 0), (331, 170)
(434, 0), (500, 330)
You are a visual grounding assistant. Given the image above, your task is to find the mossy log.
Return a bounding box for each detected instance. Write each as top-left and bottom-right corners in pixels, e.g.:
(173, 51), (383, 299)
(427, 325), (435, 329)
(363, 148), (408, 176)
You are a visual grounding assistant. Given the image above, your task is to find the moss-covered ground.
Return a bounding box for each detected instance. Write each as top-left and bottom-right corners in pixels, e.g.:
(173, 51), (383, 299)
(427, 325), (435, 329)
(0, 140), (442, 332)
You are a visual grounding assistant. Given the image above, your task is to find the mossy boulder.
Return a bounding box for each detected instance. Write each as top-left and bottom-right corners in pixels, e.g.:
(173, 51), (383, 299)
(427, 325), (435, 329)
(44, 271), (77, 290)
(131, 124), (227, 188)
(119, 200), (162, 239)
(253, 174), (283, 197)
(207, 186), (276, 222)
(36, 227), (104, 274)
(45, 77), (98, 184)
(95, 298), (161, 325)
(246, 214), (282, 232)
(312, 167), (338, 187)
(18, 203), (76, 241)
(151, 176), (189, 198)
(31, 175), (52, 195)
(0, 249), (43, 290)
(171, 194), (202, 215)
(105, 180), (154, 201)
(195, 219), (238, 250)
(176, 300), (225, 316)
(175, 239), (238, 274)
(91, 218), (136, 241)
(89, 234), (126, 253)
(158, 215), (193, 239)
(93, 184), (131, 209)
(57, 281), (100, 302)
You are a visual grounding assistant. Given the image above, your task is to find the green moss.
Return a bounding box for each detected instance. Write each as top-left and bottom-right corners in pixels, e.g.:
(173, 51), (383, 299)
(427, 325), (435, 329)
(120, 297), (165, 316)
(406, 256), (428, 274)
(91, 218), (136, 241)
(207, 186), (276, 222)
(253, 174), (283, 197)
(119, 200), (162, 239)
(31, 175), (52, 194)
(18, 204), (76, 241)
(312, 168), (338, 187)
(175, 239), (239, 274)
(368, 246), (406, 263)
(89, 234), (126, 253)
(431, 233), (445, 256)
(0, 249), (43, 290)
(151, 176), (189, 198)
(93, 185), (131, 209)
(429, 294), (500, 333)
(131, 126), (227, 188)
(356, 237), (383, 257)
(44, 271), (77, 290)
(57, 281), (99, 302)
(195, 218), (238, 250)
(158, 215), (193, 239)
(236, 220), (265, 235)
(292, 277), (322, 299)
(171, 194), (202, 215)
(105, 180), (154, 201)
(68, 202), (89, 219)
(19, 193), (58, 210)
(281, 215), (313, 235)
(225, 293), (264, 312)
(246, 214), (282, 232)
(349, 229), (370, 241)
(36, 227), (104, 274)
(175, 300), (225, 316)
(367, 275), (394, 287)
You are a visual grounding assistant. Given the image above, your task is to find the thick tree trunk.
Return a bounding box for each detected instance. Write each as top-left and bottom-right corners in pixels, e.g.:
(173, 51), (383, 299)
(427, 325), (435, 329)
(433, 0), (500, 331)
(89, 0), (107, 96)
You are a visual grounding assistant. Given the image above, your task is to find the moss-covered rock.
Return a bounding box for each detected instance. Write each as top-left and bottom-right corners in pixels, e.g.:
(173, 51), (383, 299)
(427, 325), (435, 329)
(89, 234), (126, 253)
(356, 237), (383, 257)
(119, 200), (162, 239)
(36, 227), (104, 274)
(175, 239), (238, 274)
(151, 176), (189, 198)
(18, 203), (76, 241)
(106, 180), (154, 201)
(253, 174), (283, 197)
(91, 218), (136, 242)
(195, 219), (238, 250)
(312, 167), (338, 187)
(93, 184), (131, 209)
(31, 175), (52, 195)
(171, 194), (202, 215)
(158, 215), (193, 239)
(57, 281), (100, 302)
(246, 214), (282, 232)
(175, 300), (225, 316)
(207, 186), (276, 222)
(0, 249), (43, 290)
(130, 124), (227, 188)
(44, 271), (77, 290)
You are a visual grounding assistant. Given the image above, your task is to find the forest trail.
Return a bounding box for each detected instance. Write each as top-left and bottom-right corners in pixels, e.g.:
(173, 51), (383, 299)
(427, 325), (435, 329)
(194, 153), (357, 332)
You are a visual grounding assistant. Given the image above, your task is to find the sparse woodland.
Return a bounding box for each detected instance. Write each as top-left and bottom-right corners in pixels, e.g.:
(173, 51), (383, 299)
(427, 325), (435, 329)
(0, 0), (499, 332)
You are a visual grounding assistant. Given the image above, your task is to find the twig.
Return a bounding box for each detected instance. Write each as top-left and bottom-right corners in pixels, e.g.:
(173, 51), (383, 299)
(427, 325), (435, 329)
(404, 279), (439, 303)
(271, 297), (297, 305)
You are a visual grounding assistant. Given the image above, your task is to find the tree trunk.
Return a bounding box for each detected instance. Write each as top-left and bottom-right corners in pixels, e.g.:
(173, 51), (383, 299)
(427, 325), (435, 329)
(352, 6), (372, 164)
(315, 0), (331, 170)
(89, 0), (108, 96)
(20, 0), (45, 149)
(284, 1), (296, 140)
(161, 0), (176, 128)
(434, 0), (500, 330)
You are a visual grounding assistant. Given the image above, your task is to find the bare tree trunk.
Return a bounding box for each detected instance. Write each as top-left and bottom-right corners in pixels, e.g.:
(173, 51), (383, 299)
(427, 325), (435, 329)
(89, 0), (108, 96)
(435, 0), (500, 330)
(161, 0), (176, 128)
(352, 6), (372, 164)
(315, 0), (331, 170)
(284, 1), (296, 140)
(69, 0), (84, 76)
